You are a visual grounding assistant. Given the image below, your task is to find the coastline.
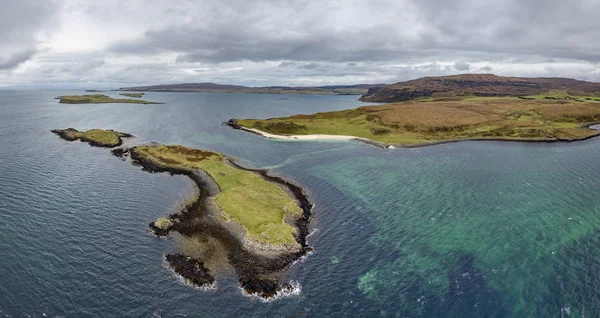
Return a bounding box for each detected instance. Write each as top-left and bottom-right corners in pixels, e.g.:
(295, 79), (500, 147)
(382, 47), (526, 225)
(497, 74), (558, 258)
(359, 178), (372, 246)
(226, 120), (600, 149)
(227, 123), (392, 148)
(54, 130), (315, 299)
(225, 158), (313, 249)
(114, 146), (314, 299)
(51, 128), (134, 148)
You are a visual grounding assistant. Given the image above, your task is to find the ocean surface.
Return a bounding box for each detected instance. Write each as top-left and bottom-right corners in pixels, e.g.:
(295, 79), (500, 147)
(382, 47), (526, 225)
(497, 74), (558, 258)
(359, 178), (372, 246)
(1, 90), (600, 317)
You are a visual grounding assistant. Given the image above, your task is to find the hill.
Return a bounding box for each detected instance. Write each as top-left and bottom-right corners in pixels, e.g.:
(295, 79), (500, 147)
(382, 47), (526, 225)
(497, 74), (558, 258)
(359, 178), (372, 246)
(117, 83), (382, 95)
(360, 74), (600, 102)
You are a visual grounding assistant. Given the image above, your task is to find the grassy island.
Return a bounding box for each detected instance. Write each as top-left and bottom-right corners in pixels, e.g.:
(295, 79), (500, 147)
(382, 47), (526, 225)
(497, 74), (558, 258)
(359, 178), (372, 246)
(51, 128), (133, 147)
(53, 127), (312, 298)
(132, 145), (304, 251)
(57, 94), (160, 104)
(233, 91), (600, 147)
(119, 93), (144, 98)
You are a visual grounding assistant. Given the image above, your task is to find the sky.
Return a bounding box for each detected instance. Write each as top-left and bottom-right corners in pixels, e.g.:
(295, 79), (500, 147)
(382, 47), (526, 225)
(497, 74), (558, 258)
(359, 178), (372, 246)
(1, 0), (600, 88)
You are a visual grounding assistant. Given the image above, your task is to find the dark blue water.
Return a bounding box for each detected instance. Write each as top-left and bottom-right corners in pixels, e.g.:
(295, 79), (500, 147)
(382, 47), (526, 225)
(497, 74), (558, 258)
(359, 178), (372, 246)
(2, 90), (600, 317)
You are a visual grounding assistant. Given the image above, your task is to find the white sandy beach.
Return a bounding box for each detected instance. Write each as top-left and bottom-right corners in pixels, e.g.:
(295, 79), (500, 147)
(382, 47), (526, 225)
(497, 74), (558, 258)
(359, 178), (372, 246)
(240, 127), (393, 148)
(242, 127), (360, 141)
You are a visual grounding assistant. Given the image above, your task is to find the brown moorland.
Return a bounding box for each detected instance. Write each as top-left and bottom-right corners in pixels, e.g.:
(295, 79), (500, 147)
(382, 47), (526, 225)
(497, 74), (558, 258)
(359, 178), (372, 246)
(235, 94), (600, 146)
(360, 74), (600, 102)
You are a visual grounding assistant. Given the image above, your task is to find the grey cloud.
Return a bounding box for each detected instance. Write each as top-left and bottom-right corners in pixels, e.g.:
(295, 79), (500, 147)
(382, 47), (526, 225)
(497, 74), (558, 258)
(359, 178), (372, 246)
(58, 60), (106, 73)
(108, 0), (600, 66)
(278, 61), (325, 70)
(454, 61), (470, 71)
(0, 50), (37, 70)
(412, 0), (600, 62)
(126, 26), (416, 64)
(6, 0), (600, 86)
(0, 1), (59, 69)
(278, 61), (300, 68)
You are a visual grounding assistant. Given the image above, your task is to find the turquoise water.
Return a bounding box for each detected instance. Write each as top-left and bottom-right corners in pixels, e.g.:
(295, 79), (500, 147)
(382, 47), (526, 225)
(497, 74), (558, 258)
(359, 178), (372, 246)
(1, 90), (600, 316)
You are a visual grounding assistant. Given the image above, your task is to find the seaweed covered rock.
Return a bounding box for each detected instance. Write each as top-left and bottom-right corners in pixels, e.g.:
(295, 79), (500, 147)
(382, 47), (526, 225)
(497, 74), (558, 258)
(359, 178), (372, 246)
(166, 254), (214, 287)
(149, 217), (174, 236)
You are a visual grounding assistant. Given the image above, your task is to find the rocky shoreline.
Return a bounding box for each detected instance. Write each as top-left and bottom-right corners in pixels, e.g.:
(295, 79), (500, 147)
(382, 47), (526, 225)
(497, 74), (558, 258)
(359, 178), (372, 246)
(225, 158), (313, 249)
(54, 130), (315, 299)
(113, 145), (314, 299)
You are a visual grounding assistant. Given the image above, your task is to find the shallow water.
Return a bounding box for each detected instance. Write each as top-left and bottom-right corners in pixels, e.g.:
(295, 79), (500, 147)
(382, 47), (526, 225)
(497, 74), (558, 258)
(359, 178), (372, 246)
(1, 90), (600, 317)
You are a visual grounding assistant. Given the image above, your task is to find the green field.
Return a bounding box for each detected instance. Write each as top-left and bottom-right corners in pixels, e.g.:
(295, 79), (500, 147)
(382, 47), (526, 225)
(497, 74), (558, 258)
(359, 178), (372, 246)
(132, 145), (303, 249)
(52, 128), (131, 147)
(119, 93), (144, 98)
(236, 92), (600, 146)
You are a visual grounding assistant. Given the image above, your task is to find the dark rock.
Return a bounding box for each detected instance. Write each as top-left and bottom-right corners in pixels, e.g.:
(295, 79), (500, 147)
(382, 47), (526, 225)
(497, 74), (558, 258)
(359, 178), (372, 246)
(166, 254), (214, 286)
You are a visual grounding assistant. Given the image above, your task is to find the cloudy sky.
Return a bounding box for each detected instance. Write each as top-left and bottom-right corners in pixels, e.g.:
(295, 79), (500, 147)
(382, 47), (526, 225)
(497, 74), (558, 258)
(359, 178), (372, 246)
(2, 0), (600, 88)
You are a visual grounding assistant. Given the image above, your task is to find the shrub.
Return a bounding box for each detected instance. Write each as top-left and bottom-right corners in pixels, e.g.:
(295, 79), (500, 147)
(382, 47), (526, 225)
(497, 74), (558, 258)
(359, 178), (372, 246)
(264, 121), (307, 133)
(427, 126), (454, 133)
(365, 114), (382, 123)
(371, 127), (391, 135)
(403, 124), (416, 131)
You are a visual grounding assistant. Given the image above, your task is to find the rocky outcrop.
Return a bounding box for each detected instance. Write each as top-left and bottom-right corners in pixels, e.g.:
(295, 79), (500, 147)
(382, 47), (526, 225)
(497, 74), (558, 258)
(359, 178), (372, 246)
(166, 254), (215, 287)
(149, 217), (173, 236)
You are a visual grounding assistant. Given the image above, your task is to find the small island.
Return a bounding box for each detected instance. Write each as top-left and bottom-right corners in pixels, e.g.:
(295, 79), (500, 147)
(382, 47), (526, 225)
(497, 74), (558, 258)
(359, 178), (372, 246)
(51, 128), (133, 148)
(53, 129), (313, 299)
(56, 94), (161, 104)
(117, 82), (381, 95)
(229, 90), (600, 148)
(119, 93), (144, 98)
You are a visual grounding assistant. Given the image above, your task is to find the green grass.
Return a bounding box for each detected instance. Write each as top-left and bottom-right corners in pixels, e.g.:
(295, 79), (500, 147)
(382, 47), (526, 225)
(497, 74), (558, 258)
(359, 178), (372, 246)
(57, 94), (161, 104)
(525, 90), (600, 102)
(53, 128), (131, 147)
(236, 95), (600, 145)
(132, 145), (303, 249)
(78, 129), (124, 145)
(119, 93), (144, 98)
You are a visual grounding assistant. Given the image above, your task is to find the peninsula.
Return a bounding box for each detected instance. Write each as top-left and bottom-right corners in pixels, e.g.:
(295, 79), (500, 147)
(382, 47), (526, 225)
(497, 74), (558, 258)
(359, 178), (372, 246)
(56, 94), (161, 104)
(229, 74), (600, 147)
(53, 129), (313, 299)
(117, 82), (381, 95)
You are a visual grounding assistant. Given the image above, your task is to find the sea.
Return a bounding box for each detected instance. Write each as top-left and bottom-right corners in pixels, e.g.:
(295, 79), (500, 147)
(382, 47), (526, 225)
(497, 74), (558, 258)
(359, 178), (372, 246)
(1, 90), (600, 317)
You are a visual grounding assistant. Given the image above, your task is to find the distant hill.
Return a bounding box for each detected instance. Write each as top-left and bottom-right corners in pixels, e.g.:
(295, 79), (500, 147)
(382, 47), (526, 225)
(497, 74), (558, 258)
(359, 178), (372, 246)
(360, 74), (600, 102)
(117, 83), (383, 95)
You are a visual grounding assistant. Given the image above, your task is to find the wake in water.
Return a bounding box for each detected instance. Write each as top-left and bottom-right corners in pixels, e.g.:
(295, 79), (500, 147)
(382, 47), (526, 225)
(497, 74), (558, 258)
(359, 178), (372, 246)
(259, 145), (356, 170)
